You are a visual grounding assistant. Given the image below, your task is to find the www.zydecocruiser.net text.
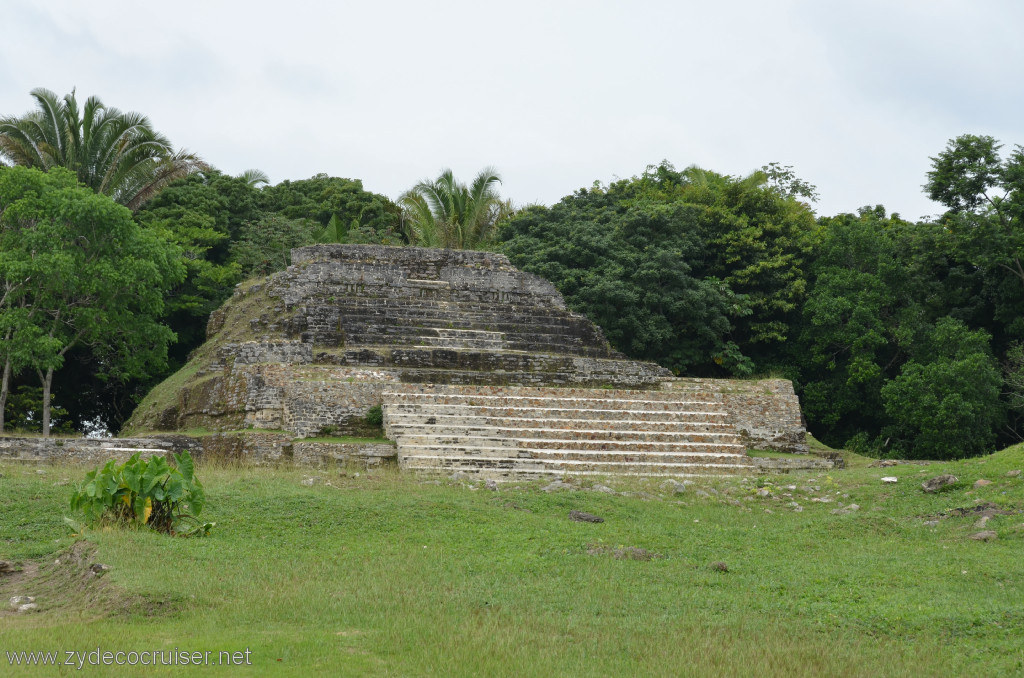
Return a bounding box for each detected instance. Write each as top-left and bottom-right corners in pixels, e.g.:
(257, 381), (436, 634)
(6, 647), (252, 669)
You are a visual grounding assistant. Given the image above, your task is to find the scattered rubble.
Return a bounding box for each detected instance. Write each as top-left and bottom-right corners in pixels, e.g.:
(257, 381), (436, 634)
(969, 531), (998, 542)
(569, 510), (604, 523)
(921, 475), (958, 493)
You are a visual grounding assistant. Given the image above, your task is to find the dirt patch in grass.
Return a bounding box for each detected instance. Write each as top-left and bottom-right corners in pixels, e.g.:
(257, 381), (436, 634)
(917, 502), (1023, 522)
(586, 544), (664, 561)
(0, 541), (178, 621)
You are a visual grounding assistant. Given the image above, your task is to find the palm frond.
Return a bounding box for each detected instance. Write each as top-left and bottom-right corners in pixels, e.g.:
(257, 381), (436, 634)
(237, 169), (269, 188)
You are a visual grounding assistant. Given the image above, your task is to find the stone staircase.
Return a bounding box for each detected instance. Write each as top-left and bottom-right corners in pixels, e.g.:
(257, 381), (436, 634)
(382, 385), (755, 478)
(413, 327), (506, 350)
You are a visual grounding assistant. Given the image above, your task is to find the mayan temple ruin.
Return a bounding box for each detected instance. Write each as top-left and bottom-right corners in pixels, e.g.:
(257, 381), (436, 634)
(117, 244), (808, 476)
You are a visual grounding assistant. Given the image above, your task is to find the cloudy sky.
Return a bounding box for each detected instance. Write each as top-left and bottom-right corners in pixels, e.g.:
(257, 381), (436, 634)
(3, 0), (1022, 220)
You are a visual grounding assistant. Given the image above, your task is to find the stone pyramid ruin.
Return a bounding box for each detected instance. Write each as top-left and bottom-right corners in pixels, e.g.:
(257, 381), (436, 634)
(125, 244), (807, 476)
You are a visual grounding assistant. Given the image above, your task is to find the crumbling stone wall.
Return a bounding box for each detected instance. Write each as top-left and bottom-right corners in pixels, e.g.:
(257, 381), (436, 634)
(0, 437), (192, 464)
(662, 378), (808, 454)
(0, 433), (396, 467)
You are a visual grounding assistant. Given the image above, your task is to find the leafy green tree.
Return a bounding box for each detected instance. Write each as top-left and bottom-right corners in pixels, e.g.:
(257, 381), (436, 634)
(258, 174), (402, 244)
(795, 208), (943, 447)
(925, 134), (1024, 345)
(0, 88), (206, 210)
(880, 318), (1003, 459)
(500, 162), (816, 375)
(401, 167), (513, 249)
(1, 385), (72, 434)
(229, 214), (319, 278)
(0, 166), (184, 435)
(135, 171), (400, 375)
(134, 171), (263, 363)
(1005, 342), (1024, 439)
(502, 179), (737, 374)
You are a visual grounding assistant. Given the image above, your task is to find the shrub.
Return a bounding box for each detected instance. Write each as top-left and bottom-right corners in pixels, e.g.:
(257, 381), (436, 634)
(68, 451), (213, 536)
(880, 319), (1003, 459)
(365, 404), (384, 428)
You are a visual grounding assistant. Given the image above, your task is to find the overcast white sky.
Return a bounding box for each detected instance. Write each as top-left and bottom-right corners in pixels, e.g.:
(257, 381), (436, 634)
(3, 0), (1022, 220)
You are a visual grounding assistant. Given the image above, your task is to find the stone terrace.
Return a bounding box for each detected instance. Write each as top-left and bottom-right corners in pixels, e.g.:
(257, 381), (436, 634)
(124, 244), (807, 472)
(384, 384), (755, 478)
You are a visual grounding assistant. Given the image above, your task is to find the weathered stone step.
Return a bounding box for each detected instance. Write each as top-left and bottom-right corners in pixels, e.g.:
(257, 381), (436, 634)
(386, 414), (733, 433)
(381, 383), (751, 477)
(430, 328), (504, 338)
(312, 348), (666, 385)
(414, 336), (505, 350)
(385, 384), (723, 401)
(393, 427), (740, 444)
(386, 406), (728, 426)
(312, 299), (581, 320)
(400, 455), (753, 476)
(385, 404), (728, 423)
(386, 396), (727, 412)
(308, 306), (604, 333)
(327, 308), (589, 328)
(398, 446), (748, 463)
(396, 438), (745, 454)
(345, 333), (609, 357)
(348, 329), (598, 350)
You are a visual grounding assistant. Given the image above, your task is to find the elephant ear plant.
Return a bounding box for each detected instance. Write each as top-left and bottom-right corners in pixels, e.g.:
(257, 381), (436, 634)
(68, 451), (213, 536)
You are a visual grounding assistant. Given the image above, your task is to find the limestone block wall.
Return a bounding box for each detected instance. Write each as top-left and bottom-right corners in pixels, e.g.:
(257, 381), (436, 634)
(225, 340), (313, 365)
(280, 372), (396, 437)
(0, 436), (192, 464)
(0, 434), (397, 468)
(283, 245), (567, 308)
(661, 378), (808, 453)
(291, 441), (396, 467)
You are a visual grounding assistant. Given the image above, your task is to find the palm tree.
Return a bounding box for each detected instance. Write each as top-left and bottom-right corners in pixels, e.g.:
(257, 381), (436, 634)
(237, 169), (269, 188)
(399, 167), (514, 249)
(0, 88), (207, 210)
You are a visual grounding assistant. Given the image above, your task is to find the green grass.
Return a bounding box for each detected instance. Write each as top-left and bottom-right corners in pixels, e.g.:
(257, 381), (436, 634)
(2, 445), (1023, 676)
(746, 449), (805, 458)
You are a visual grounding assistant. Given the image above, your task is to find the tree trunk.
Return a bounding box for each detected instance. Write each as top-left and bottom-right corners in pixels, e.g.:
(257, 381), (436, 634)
(38, 367), (53, 438)
(0, 356), (10, 434)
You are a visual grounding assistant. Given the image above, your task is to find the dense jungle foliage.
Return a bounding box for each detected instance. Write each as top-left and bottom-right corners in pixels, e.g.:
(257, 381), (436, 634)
(0, 89), (1020, 458)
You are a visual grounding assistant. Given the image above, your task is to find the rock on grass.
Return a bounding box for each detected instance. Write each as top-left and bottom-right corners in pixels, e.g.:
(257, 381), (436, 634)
(569, 510), (604, 523)
(921, 475), (958, 493)
(969, 531), (998, 542)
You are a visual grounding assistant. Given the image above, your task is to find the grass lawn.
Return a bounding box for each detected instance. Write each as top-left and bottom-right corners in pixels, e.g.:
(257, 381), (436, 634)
(1, 445), (1023, 676)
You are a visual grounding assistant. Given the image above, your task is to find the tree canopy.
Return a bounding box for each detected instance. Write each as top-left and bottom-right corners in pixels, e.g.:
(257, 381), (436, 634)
(400, 168), (513, 249)
(499, 162), (816, 376)
(0, 166), (184, 435)
(0, 88), (206, 211)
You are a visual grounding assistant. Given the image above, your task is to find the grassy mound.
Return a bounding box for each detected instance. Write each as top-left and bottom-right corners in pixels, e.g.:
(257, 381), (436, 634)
(1, 445), (1022, 676)
(122, 278), (286, 435)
